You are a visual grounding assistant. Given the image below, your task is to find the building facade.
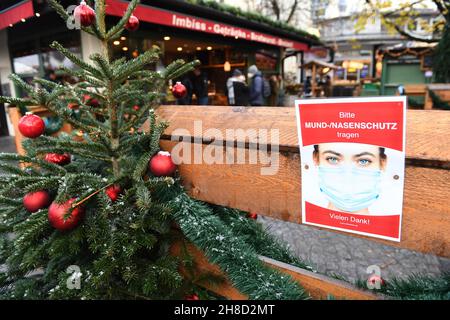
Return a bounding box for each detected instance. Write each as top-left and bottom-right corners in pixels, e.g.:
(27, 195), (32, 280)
(311, 0), (440, 83)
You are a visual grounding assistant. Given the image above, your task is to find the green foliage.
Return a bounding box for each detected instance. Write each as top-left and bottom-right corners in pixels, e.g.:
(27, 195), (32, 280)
(433, 25), (450, 83)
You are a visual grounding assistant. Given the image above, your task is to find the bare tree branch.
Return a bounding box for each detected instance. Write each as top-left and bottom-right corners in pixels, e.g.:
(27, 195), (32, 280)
(286, 0), (299, 24)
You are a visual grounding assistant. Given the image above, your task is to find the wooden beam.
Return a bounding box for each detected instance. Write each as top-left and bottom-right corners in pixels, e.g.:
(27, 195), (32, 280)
(259, 256), (380, 300)
(156, 106), (450, 167)
(172, 241), (379, 300)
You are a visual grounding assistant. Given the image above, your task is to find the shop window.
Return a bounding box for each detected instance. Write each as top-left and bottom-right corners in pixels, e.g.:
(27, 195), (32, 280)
(11, 31), (81, 97)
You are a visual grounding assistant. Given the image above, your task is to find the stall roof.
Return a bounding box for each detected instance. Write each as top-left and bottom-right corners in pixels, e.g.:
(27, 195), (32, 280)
(144, 0), (322, 47)
(2, 0), (322, 49)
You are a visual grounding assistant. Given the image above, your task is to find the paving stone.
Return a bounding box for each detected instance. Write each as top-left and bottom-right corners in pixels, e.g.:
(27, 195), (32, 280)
(259, 215), (450, 284)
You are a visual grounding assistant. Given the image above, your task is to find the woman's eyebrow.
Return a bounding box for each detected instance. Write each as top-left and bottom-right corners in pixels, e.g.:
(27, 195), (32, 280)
(354, 152), (376, 158)
(322, 150), (342, 157)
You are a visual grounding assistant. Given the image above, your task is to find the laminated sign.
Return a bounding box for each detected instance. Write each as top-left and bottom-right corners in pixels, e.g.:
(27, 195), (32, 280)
(295, 97), (407, 242)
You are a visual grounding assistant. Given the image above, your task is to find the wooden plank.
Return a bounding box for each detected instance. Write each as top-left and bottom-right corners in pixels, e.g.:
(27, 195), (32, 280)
(7, 106), (25, 155)
(160, 140), (450, 257)
(156, 106), (450, 166)
(259, 256), (379, 300)
(172, 241), (379, 300)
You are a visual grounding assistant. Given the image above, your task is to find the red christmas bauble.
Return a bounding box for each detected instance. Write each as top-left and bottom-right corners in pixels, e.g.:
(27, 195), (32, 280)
(172, 82), (187, 99)
(18, 113), (45, 138)
(83, 94), (100, 108)
(44, 153), (71, 166)
(48, 198), (84, 231)
(247, 212), (258, 220)
(132, 105), (140, 111)
(74, 1), (96, 27)
(106, 184), (122, 202)
(185, 294), (199, 300)
(125, 15), (139, 31)
(367, 274), (385, 287)
(149, 151), (176, 177)
(68, 103), (79, 110)
(23, 190), (51, 213)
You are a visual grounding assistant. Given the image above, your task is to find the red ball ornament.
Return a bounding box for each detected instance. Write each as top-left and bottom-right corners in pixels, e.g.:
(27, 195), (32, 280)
(185, 294), (199, 300)
(132, 105), (140, 111)
(125, 15), (139, 31)
(83, 94), (100, 108)
(367, 274), (385, 288)
(172, 82), (187, 99)
(48, 198), (84, 231)
(44, 153), (71, 166)
(106, 184), (122, 202)
(18, 113), (45, 138)
(74, 1), (96, 27)
(23, 190), (51, 213)
(149, 151), (176, 177)
(247, 212), (258, 220)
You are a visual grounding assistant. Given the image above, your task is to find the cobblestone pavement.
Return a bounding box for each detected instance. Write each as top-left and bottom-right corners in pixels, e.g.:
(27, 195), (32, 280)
(259, 216), (450, 284)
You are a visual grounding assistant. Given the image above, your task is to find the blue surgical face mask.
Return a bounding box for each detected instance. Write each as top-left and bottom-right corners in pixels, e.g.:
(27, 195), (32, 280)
(318, 165), (382, 213)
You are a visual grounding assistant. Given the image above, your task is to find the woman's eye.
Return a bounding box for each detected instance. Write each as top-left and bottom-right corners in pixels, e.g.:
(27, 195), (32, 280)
(358, 159), (371, 166)
(326, 156), (339, 164)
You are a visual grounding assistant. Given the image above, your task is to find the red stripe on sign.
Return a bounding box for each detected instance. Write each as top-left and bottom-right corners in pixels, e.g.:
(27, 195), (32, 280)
(0, 0), (34, 30)
(105, 0), (309, 51)
(304, 202), (400, 240)
(298, 100), (405, 152)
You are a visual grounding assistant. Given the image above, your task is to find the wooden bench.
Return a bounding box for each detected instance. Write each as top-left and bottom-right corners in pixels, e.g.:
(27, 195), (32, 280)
(155, 105), (450, 300)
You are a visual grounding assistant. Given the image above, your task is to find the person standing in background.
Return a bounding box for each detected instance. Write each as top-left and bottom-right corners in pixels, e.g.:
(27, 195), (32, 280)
(227, 69), (248, 106)
(248, 65), (264, 106)
(269, 74), (280, 106)
(277, 73), (285, 106)
(323, 75), (332, 97)
(192, 67), (209, 105)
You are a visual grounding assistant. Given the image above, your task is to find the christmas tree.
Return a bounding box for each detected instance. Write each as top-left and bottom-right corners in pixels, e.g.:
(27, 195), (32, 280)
(0, 0), (308, 300)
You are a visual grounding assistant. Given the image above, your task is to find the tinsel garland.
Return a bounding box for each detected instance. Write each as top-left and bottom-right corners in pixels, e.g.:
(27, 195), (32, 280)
(170, 192), (310, 300)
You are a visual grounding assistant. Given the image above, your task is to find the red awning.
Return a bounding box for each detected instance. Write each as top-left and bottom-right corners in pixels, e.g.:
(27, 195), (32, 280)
(105, 0), (309, 51)
(0, 0), (34, 31)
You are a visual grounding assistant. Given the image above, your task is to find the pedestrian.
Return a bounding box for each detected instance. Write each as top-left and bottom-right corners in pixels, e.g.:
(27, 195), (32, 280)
(269, 74), (280, 106)
(303, 76), (312, 98)
(323, 75), (332, 97)
(226, 69), (248, 106)
(247, 65), (264, 106)
(276, 73), (285, 106)
(192, 67), (209, 105)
